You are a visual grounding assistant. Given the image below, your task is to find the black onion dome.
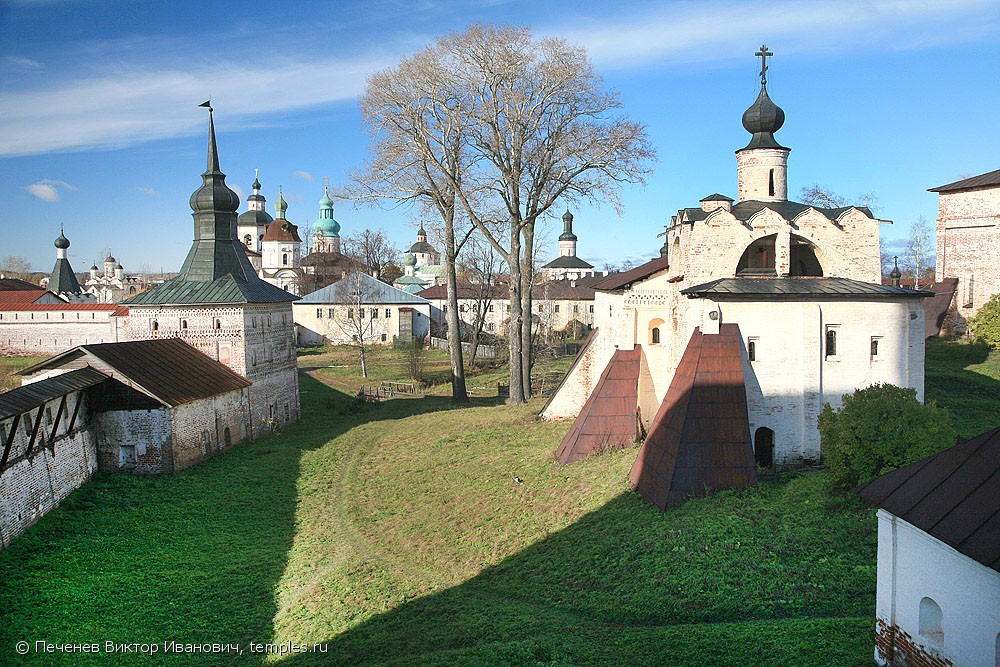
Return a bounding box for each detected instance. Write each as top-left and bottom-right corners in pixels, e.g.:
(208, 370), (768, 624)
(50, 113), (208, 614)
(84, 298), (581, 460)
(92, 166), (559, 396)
(559, 209), (577, 241)
(739, 86), (788, 151)
(54, 232), (70, 249)
(189, 110), (240, 214)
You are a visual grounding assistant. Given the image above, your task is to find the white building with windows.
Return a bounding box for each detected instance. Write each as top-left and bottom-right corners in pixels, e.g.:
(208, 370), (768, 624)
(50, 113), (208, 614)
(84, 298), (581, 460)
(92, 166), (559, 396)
(542, 48), (928, 508)
(858, 427), (1000, 667)
(294, 272), (431, 346)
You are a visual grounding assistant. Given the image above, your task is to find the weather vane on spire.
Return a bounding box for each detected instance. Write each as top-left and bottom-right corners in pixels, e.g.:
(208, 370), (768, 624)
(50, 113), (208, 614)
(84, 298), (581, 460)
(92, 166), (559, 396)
(755, 44), (773, 88)
(199, 99), (213, 112)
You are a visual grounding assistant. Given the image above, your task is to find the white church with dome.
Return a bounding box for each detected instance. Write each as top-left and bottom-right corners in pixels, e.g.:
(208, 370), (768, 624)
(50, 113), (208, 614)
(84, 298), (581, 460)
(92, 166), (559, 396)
(542, 47), (929, 510)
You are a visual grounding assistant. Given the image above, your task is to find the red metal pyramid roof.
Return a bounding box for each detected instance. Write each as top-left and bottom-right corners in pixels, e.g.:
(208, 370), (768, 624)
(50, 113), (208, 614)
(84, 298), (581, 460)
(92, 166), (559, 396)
(555, 347), (641, 464)
(629, 323), (756, 510)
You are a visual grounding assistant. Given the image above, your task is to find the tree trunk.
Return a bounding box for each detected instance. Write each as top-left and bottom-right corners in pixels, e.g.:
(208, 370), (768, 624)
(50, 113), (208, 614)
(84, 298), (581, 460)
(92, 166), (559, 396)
(444, 206), (469, 403)
(359, 343), (368, 379)
(519, 223), (535, 399)
(507, 228), (525, 405)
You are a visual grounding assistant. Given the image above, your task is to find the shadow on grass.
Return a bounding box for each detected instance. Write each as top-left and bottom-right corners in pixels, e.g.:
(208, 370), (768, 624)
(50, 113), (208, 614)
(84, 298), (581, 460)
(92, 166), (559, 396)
(925, 338), (1000, 439)
(276, 479), (877, 667)
(0, 374), (489, 667)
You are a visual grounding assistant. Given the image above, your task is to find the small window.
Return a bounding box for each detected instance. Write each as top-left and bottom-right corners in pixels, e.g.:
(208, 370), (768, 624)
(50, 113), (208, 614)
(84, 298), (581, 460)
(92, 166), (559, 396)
(554, 305), (560, 313)
(348, 309), (353, 319)
(589, 305), (594, 313)
(506, 305), (511, 313)
(825, 327), (838, 358)
(651, 327), (660, 344)
(317, 309), (323, 318)
(282, 253), (289, 266)
(214, 319), (222, 330)
(151, 320), (159, 331)
(460, 304), (467, 312)
(573, 305), (579, 314)
(358, 308), (365, 319)
(381, 333), (387, 342)
(768, 169), (775, 197)
(870, 337), (881, 359)
(372, 309), (378, 319)
(385, 308), (391, 319)
(328, 308), (335, 318)
(488, 305), (494, 313)
(181, 319), (188, 329)
(537, 304), (544, 312)
(748, 337), (758, 362)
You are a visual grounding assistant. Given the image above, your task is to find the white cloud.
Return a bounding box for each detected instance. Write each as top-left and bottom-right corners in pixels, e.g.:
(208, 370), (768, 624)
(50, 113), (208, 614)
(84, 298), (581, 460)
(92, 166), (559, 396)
(24, 179), (76, 202)
(559, 0), (998, 70)
(0, 53), (397, 157)
(135, 186), (160, 196)
(293, 170), (315, 183)
(4, 56), (43, 70)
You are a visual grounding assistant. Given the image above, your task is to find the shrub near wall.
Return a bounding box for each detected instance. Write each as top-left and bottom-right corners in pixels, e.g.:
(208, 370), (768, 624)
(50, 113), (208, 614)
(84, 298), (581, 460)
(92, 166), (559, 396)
(818, 383), (956, 489)
(968, 293), (1000, 349)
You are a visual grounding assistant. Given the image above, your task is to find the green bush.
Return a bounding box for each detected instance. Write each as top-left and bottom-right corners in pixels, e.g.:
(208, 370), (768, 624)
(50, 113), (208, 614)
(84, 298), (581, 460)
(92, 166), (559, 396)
(968, 293), (1000, 349)
(818, 383), (956, 489)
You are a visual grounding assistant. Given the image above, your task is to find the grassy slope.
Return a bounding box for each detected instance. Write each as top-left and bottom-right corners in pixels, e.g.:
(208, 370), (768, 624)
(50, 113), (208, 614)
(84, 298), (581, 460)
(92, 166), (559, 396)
(923, 338), (1000, 439)
(0, 339), (996, 666)
(0, 356), (44, 391)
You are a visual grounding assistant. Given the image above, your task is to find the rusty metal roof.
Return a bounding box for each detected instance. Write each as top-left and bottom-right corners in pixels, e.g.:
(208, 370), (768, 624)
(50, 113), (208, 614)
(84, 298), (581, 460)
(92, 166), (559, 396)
(0, 367), (109, 420)
(682, 277), (932, 299)
(857, 427), (1000, 573)
(590, 256), (671, 291)
(629, 323), (756, 510)
(555, 346), (641, 464)
(0, 291), (49, 305)
(929, 168), (1000, 193)
(923, 279), (959, 338)
(20, 338), (250, 407)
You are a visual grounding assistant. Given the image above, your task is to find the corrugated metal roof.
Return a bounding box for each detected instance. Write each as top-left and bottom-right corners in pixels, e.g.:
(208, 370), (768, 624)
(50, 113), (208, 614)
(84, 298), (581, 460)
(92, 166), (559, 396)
(0, 303), (118, 312)
(929, 168), (1000, 193)
(857, 427), (1000, 573)
(629, 324), (757, 510)
(682, 277), (932, 299)
(124, 273), (298, 306)
(21, 339), (251, 407)
(298, 272), (429, 305)
(590, 256), (671, 291)
(0, 367), (109, 420)
(556, 347), (641, 464)
(0, 291), (49, 305)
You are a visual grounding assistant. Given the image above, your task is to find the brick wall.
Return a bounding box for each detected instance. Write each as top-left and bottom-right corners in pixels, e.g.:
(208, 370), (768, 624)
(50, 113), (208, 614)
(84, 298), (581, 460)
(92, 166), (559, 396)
(96, 408), (172, 474)
(935, 187), (1000, 322)
(0, 392), (98, 549)
(875, 618), (955, 667)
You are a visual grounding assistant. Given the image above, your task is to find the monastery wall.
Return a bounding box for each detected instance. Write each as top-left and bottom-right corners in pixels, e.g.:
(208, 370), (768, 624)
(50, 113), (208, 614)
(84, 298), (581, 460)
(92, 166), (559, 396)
(0, 392), (97, 549)
(935, 188), (1000, 321)
(170, 389), (250, 472)
(96, 408), (173, 475)
(540, 328), (602, 420)
(0, 309), (122, 355)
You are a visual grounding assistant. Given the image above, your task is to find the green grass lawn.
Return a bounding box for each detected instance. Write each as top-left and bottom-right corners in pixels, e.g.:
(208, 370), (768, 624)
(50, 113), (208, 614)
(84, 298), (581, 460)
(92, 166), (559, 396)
(0, 338), (996, 666)
(924, 337), (1000, 439)
(0, 356), (44, 391)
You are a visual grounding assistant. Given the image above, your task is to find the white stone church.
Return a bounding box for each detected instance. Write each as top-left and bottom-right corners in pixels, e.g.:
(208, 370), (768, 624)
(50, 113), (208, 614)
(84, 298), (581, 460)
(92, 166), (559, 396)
(543, 48), (928, 509)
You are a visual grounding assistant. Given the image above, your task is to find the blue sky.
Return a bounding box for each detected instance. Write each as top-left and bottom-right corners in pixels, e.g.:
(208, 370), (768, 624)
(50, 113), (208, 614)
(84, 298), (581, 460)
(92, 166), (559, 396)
(2, 0), (998, 275)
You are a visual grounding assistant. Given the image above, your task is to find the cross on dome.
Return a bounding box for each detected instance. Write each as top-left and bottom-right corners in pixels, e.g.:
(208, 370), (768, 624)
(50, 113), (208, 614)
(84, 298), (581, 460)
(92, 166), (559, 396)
(756, 44), (773, 87)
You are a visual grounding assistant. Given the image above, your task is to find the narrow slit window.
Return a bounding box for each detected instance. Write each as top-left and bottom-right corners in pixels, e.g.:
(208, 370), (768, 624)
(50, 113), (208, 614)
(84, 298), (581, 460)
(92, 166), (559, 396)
(825, 327), (838, 358)
(748, 338), (758, 362)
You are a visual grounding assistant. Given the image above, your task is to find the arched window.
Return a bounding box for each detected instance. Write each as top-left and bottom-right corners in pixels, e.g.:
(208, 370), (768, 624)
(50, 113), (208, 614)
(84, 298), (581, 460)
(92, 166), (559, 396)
(789, 235), (824, 276)
(181, 320), (188, 329)
(748, 338), (757, 362)
(754, 427), (774, 467)
(648, 318), (665, 345)
(919, 597), (943, 647)
(282, 253), (288, 266)
(736, 234), (777, 276)
(768, 169), (775, 197)
(825, 328), (837, 357)
(214, 319), (222, 330)
(244, 234), (252, 247)
(151, 320), (158, 331)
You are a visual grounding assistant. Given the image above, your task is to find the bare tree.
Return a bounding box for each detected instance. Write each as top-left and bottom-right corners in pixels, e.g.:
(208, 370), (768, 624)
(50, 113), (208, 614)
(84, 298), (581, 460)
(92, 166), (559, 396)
(326, 272), (382, 378)
(0, 255), (34, 281)
(460, 236), (504, 366)
(906, 215), (935, 290)
(800, 184), (880, 212)
(344, 228), (398, 278)
(354, 24), (653, 405)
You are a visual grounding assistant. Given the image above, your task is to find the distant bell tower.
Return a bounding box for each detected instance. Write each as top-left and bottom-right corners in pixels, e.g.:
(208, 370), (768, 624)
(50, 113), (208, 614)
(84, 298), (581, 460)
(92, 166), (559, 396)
(559, 209), (578, 257)
(736, 44), (790, 203)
